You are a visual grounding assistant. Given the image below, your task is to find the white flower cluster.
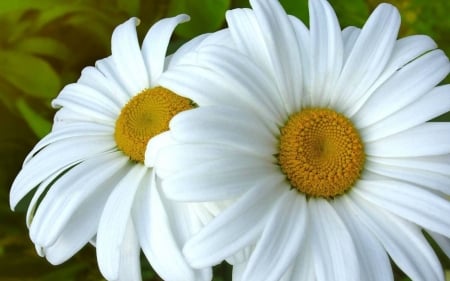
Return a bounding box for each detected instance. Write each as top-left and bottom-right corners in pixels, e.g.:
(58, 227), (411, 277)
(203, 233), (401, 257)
(10, 0), (450, 280)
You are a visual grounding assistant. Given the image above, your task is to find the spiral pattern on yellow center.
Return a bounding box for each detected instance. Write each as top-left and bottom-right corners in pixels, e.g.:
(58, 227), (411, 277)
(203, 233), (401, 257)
(278, 108), (365, 198)
(115, 86), (192, 163)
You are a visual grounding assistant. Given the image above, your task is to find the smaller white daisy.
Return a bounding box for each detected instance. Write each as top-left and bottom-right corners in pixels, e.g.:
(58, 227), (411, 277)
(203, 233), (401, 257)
(10, 15), (231, 281)
(153, 0), (450, 280)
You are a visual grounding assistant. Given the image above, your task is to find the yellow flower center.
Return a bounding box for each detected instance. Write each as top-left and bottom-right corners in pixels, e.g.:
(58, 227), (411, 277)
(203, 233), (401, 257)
(115, 86), (192, 163)
(278, 108), (365, 198)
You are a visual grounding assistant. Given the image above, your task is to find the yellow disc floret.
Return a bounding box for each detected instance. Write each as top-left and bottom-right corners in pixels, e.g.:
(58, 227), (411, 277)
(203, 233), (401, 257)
(278, 108), (365, 198)
(115, 86), (192, 163)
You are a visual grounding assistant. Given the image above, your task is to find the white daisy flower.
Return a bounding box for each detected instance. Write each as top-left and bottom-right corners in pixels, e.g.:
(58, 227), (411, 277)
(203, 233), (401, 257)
(152, 0), (450, 280)
(9, 15), (230, 281)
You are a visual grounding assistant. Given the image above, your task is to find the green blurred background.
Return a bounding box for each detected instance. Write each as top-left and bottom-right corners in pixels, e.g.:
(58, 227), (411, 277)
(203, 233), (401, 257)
(0, 0), (449, 280)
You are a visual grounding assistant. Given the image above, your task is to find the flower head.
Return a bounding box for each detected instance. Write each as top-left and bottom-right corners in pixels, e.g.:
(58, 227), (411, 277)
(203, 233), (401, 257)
(154, 0), (450, 280)
(9, 15), (224, 281)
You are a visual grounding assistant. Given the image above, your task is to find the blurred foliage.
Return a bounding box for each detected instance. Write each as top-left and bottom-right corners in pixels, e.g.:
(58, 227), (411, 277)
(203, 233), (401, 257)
(0, 0), (449, 280)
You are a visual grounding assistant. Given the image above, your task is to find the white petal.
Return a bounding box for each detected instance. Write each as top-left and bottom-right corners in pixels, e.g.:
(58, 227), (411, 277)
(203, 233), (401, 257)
(428, 231), (450, 258)
(347, 194), (444, 281)
(334, 198), (393, 281)
(111, 18), (149, 94)
(43, 198), (100, 265)
(97, 164), (148, 280)
(248, 0), (303, 114)
(346, 34), (438, 117)
(195, 45), (288, 123)
(52, 84), (119, 122)
(183, 177), (285, 267)
(161, 150), (277, 201)
(287, 240), (315, 281)
(29, 152), (128, 247)
(166, 33), (209, 68)
(232, 261), (248, 281)
(353, 49), (450, 128)
(170, 106), (277, 155)
(334, 4), (400, 112)
(364, 159), (450, 194)
(142, 14), (189, 84)
(288, 15), (311, 108)
(10, 136), (115, 209)
(77, 65), (127, 107)
(154, 141), (271, 180)
(95, 56), (131, 100)
(133, 178), (210, 281)
(242, 191), (308, 281)
(361, 85), (450, 141)
(353, 180), (450, 237)
(366, 122), (450, 157)
(309, 198), (359, 281)
(226, 8), (270, 72)
(308, 0), (343, 107)
(24, 122), (112, 165)
(25, 174), (54, 228)
(367, 154), (450, 176)
(144, 131), (175, 168)
(116, 219), (142, 281)
(160, 46), (286, 127)
(342, 26), (360, 61)
(227, 5), (301, 113)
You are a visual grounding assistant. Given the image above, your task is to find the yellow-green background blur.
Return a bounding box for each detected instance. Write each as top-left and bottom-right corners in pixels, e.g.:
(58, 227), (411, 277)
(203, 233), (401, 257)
(0, 0), (449, 280)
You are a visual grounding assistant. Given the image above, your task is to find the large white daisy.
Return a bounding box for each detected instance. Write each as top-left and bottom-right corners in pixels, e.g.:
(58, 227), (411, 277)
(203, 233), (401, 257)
(153, 0), (450, 280)
(9, 15), (229, 281)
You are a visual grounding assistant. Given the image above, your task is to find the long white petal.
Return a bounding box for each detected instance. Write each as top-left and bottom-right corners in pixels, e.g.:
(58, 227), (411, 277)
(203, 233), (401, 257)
(10, 136), (115, 209)
(353, 49), (450, 128)
(361, 85), (450, 141)
(52, 86), (117, 124)
(95, 56), (131, 100)
(309, 0), (343, 107)
(334, 4), (400, 112)
(342, 26), (360, 61)
(160, 45), (287, 127)
(347, 34), (438, 117)
(249, 0), (303, 114)
(347, 194), (444, 281)
(183, 177), (285, 267)
(428, 231), (450, 258)
(365, 159), (450, 194)
(30, 152), (128, 248)
(170, 106), (277, 156)
(116, 219), (142, 281)
(353, 180), (450, 236)
(334, 198), (393, 281)
(366, 122), (450, 157)
(367, 154), (450, 176)
(310, 199), (360, 281)
(242, 191), (308, 281)
(142, 14), (189, 84)
(96, 164), (147, 280)
(77, 65), (127, 107)
(111, 18), (149, 94)
(133, 179), (210, 281)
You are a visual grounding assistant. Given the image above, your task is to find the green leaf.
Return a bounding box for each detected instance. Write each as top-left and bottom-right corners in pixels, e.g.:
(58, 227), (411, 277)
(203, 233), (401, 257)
(168, 0), (230, 38)
(14, 37), (71, 61)
(328, 0), (369, 28)
(279, 0), (309, 23)
(16, 98), (52, 138)
(0, 50), (61, 99)
(117, 0), (141, 16)
(0, 0), (55, 14)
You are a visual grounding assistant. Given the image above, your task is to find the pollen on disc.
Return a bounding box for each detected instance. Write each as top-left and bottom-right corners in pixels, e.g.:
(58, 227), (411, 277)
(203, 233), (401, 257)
(278, 108), (365, 198)
(115, 86), (192, 163)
